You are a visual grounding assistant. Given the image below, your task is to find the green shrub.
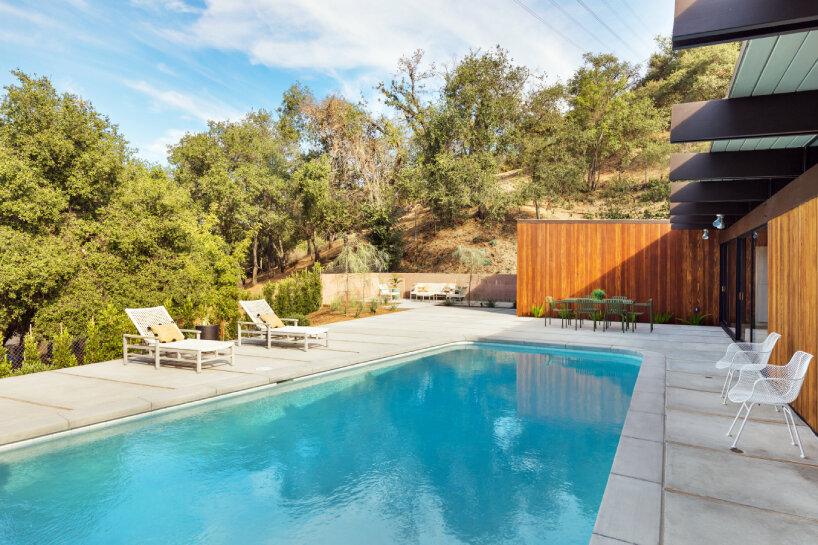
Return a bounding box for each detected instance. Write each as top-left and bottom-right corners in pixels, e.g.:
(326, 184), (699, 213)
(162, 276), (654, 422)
(354, 301), (363, 318)
(52, 327), (78, 369)
(0, 345), (12, 377)
(591, 289), (606, 300)
(600, 205), (632, 219)
(329, 297), (342, 312)
(282, 313), (311, 326)
(489, 239), (498, 247)
(531, 302), (545, 318)
(23, 331), (42, 368)
(640, 179), (670, 203)
(654, 312), (674, 324)
(486, 298), (496, 308)
(368, 299), (379, 314)
(269, 264), (323, 317)
(677, 313), (710, 326)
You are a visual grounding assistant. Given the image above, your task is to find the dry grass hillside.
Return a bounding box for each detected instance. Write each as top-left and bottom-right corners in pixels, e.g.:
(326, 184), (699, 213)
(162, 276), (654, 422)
(398, 166), (670, 274)
(246, 165), (670, 288)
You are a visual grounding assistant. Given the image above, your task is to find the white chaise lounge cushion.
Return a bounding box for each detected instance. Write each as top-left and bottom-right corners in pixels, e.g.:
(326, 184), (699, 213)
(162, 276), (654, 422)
(158, 339), (234, 352)
(270, 325), (328, 337)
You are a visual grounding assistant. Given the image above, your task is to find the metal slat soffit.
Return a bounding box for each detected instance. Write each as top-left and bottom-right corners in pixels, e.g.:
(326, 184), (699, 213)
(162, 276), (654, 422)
(672, 0), (818, 49)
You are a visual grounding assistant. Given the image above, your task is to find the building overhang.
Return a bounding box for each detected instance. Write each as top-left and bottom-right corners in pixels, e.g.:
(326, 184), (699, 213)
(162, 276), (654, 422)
(672, 0), (818, 49)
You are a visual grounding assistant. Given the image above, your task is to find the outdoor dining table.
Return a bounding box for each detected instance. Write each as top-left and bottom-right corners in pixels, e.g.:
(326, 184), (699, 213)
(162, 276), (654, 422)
(553, 298), (653, 332)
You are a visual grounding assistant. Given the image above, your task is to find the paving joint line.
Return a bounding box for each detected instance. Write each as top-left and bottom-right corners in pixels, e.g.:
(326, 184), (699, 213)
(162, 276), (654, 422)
(665, 439), (818, 468)
(51, 370), (176, 390)
(664, 488), (818, 525)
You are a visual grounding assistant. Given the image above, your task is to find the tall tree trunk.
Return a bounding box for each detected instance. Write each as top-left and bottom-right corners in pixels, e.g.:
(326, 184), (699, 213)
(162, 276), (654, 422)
(251, 233), (259, 286)
(313, 232), (320, 263)
(534, 200), (541, 219)
(277, 238), (286, 273)
(644, 156), (648, 186)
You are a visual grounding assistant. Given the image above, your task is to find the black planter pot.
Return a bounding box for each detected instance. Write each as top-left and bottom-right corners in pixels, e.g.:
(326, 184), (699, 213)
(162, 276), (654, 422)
(195, 324), (220, 340)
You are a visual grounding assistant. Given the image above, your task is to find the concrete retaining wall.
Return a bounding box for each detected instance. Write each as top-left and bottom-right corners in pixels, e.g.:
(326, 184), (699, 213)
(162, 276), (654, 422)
(321, 273), (517, 303)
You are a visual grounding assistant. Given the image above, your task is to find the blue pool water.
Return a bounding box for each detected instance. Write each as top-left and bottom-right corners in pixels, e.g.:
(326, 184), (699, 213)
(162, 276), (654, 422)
(0, 343), (640, 545)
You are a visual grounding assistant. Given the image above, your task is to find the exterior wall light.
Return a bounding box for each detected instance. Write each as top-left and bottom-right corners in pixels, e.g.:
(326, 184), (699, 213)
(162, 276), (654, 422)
(713, 214), (725, 229)
(702, 228), (709, 240)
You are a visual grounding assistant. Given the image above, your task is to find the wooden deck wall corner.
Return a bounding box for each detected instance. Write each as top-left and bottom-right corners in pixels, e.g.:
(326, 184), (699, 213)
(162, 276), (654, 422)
(768, 196), (818, 430)
(515, 221), (720, 323)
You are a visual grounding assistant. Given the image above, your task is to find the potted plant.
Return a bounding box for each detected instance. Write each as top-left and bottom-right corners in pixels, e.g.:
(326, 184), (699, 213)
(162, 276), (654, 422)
(389, 273), (401, 300)
(195, 306), (220, 340)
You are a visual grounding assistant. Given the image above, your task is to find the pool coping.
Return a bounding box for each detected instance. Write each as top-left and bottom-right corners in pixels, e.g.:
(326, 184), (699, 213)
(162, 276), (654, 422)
(0, 335), (665, 545)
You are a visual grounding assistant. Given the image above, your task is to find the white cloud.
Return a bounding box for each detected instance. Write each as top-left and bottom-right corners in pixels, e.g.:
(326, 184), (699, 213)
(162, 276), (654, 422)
(131, 0), (200, 14)
(125, 79), (242, 123)
(156, 62), (177, 76)
(159, 0), (584, 85)
(138, 128), (188, 163)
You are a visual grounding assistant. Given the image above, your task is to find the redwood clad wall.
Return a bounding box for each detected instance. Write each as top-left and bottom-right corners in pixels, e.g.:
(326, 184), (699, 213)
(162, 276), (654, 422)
(516, 221), (720, 323)
(768, 197), (818, 430)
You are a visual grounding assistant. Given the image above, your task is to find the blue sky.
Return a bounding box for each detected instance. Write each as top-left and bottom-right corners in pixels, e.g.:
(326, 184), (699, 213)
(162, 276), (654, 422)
(0, 0), (673, 163)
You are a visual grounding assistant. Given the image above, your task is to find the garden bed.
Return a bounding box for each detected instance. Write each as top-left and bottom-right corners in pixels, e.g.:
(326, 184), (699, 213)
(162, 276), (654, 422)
(306, 304), (408, 326)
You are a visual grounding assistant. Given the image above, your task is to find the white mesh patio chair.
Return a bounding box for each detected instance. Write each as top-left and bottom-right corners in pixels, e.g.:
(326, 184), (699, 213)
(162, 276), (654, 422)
(238, 300), (329, 351)
(715, 332), (781, 404)
(123, 306), (235, 373)
(726, 351), (813, 458)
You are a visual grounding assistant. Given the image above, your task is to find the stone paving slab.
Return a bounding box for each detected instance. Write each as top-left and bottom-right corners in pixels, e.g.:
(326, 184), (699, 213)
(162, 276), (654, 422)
(665, 409), (814, 465)
(594, 474), (662, 545)
(666, 370), (727, 392)
(663, 490), (818, 545)
(665, 442), (818, 520)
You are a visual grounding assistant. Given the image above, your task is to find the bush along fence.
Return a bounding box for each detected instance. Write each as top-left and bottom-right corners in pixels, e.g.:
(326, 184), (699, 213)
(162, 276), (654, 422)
(260, 264), (323, 325)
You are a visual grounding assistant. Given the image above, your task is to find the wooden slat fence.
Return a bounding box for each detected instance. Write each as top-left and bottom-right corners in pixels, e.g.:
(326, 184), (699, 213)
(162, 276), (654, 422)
(516, 220), (720, 323)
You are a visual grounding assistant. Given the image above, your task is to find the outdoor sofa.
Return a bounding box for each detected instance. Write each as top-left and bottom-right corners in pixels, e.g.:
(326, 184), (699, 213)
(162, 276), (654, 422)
(409, 283), (463, 301)
(124, 306), (235, 373)
(238, 300), (329, 351)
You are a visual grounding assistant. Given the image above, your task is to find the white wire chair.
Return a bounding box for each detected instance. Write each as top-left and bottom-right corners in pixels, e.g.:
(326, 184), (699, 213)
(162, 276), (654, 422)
(726, 351), (813, 458)
(715, 332), (781, 404)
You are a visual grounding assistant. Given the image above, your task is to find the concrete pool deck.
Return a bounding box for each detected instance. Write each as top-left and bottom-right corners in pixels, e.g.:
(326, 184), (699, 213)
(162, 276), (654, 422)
(0, 305), (816, 544)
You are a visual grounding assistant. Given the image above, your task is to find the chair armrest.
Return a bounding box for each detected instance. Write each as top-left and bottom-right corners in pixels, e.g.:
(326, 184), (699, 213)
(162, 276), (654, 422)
(238, 321), (259, 326)
(123, 333), (156, 344)
(282, 318), (299, 325)
(179, 328), (201, 339)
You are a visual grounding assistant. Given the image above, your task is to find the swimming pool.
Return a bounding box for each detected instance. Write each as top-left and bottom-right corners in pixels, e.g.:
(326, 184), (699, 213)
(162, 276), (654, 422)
(0, 342), (640, 545)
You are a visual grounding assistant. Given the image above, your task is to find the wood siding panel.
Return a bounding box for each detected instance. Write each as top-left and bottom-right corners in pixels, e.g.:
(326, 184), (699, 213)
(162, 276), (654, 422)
(516, 221), (720, 323)
(769, 196), (818, 430)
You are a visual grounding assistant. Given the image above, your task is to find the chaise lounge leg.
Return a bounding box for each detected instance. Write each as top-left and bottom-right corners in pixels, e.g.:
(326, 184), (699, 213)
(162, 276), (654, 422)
(123, 335), (128, 365)
(196, 351), (202, 373)
(304, 334), (308, 352)
(237, 322), (242, 346)
(229, 343), (235, 367)
(325, 332), (329, 348)
(155, 346), (160, 370)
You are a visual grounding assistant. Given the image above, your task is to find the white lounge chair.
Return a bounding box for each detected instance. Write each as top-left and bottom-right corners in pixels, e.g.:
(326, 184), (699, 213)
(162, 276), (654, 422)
(123, 306), (235, 373)
(238, 300), (328, 351)
(715, 332), (781, 404)
(726, 351), (813, 458)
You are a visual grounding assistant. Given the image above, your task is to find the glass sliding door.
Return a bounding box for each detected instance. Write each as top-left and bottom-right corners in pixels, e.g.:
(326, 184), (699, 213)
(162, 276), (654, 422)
(719, 225), (768, 342)
(751, 226), (769, 342)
